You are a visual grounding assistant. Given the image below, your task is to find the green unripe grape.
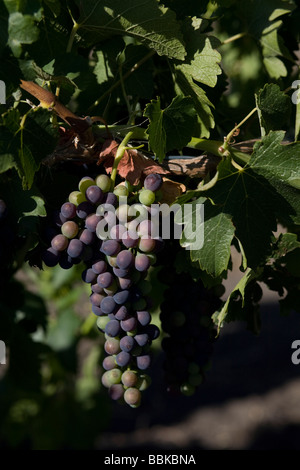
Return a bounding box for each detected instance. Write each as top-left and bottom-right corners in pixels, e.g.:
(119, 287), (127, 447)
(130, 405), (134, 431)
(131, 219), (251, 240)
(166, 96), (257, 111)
(96, 316), (110, 332)
(61, 221), (79, 239)
(101, 368), (122, 388)
(69, 190), (86, 206)
(137, 374), (151, 391)
(121, 370), (139, 388)
(139, 189), (155, 206)
(188, 373), (203, 387)
(180, 382), (196, 396)
(95, 174), (112, 193)
(116, 204), (130, 223)
(78, 176), (95, 193)
(114, 184), (129, 198)
(105, 337), (121, 355)
(124, 387), (141, 407)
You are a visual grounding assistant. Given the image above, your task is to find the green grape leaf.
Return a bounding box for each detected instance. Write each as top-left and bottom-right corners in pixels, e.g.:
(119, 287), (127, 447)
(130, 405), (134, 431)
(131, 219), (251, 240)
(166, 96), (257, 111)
(256, 83), (291, 135)
(212, 267), (261, 333)
(144, 95), (197, 162)
(74, 0), (186, 60)
(176, 18), (221, 87)
(179, 131), (300, 273)
(174, 68), (215, 138)
(8, 12), (40, 56)
(177, 197), (235, 277)
(0, 154), (16, 173)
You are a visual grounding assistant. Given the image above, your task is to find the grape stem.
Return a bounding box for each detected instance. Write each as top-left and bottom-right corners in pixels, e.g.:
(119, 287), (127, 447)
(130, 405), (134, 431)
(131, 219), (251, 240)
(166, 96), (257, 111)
(110, 131), (134, 189)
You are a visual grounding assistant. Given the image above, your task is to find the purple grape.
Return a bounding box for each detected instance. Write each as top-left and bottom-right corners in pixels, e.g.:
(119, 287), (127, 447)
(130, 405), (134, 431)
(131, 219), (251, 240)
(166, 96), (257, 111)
(120, 335), (135, 352)
(136, 354), (151, 370)
(104, 337), (121, 355)
(101, 296), (117, 314)
(116, 351), (131, 367)
(121, 230), (139, 248)
(101, 239), (121, 256)
(113, 290), (130, 305)
(137, 310), (151, 326)
(92, 259), (107, 274)
(67, 238), (84, 258)
(113, 266), (129, 278)
(86, 185), (104, 204)
(115, 305), (128, 321)
(118, 277), (133, 290)
(85, 213), (101, 232)
(92, 305), (104, 316)
(59, 253), (74, 269)
(82, 268), (97, 283)
(91, 283), (104, 294)
(121, 316), (137, 332)
(97, 271), (114, 288)
(134, 333), (149, 347)
(103, 356), (117, 371)
(51, 234), (69, 252)
(79, 229), (96, 245)
(76, 201), (94, 219)
(143, 173), (163, 192)
(61, 202), (77, 219)
(53, 210), (67, 227)
(90, 292), (105, 306)
(135, 253), (150, 272)
(105, 319), (121, 337)
(116, 250), (134, 269)
(108, 384), (124, 400)
(42, 247), (60, 267)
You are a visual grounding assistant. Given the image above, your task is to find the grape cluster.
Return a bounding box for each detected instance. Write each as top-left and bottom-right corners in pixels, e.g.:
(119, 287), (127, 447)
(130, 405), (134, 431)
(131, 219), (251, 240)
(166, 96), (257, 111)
(41, 172), (164, 407)
(159, 265), (223, 396)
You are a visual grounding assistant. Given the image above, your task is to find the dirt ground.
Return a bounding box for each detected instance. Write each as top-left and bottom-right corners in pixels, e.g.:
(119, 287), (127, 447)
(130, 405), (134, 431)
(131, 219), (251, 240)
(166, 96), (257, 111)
(95, 249), (300, 451)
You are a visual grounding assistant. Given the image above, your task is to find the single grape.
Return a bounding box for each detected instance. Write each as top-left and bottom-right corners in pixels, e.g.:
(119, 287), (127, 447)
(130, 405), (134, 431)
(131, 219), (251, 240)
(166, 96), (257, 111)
(104, 337), (121, 355)
(86, 185), (104, 205)
(108, 384), (124, 401)
(121, 316), (137, 332)
(101, 368), (122, 387)
(121, 370), (138, 388)
(121, 230), (139, 248)
(100, 296), (117, 314)
(101, 239), (121, 257)
(118, 277), (133, 290)
(103, 192), (118, 207)
(85, 213), (101, 232)
(67, 238), (84, 258)
(105, 319), (121, 337)
(116, 351), (131, 367)
(114, 305), (128, 321)
(113, 289), (130, 305)
(114, 184), (129, 198)
(61, 221), (79, 239)
(76, 201), (94, 219)
(116, 250), (134, 269)
(79, 228), (96, 245)
(143, 173), (163, 192)
(134, 333), (149, 347)
(60, 202), (77, 219)
(138, 237), (156, 253)
(135, 253), (150, 272)
(113, 266), (129, 278)
(90, 292), (105, 306)
(92, 305), (104, 316)
(136, 310), (151, 326)
(42, 247), (60, 267)
(96, 315), (110, 332)
(92, 259), (107, 274)
(78, 176), (95, 193)
(120, 335), (135, 352)
(136, 354), (151, 370)
(97, 271), (114, 288)
(124, 387), (141, 407)
(139, 189), (155, 206)
(51, 234), (69, 252)
(102, 355), (117, 371)
(96, 174), (111, 193)
(91, 283), (104, 294)
(69, 190), (86, 206)
(82, 268), (97, 283)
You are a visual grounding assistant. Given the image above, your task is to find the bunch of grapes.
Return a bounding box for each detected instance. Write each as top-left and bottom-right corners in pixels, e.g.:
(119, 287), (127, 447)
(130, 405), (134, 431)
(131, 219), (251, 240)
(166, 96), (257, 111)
(159, 264), (223, 396)
(41, 171), (164, 407)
